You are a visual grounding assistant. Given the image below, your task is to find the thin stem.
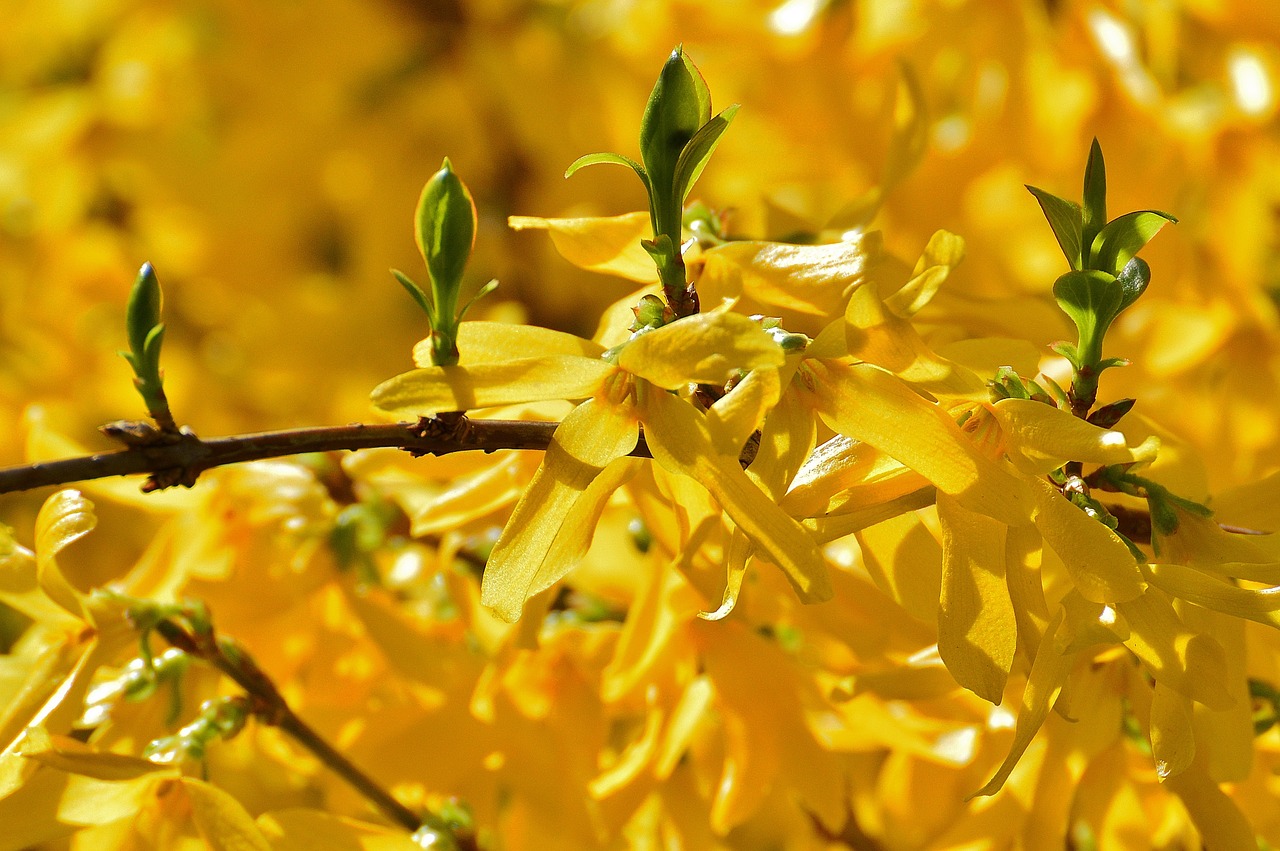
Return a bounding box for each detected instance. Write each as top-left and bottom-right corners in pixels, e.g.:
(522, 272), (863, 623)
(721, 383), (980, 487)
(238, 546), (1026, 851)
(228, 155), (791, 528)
(0, 419), (654, 495)
(155, 619), (422, 832)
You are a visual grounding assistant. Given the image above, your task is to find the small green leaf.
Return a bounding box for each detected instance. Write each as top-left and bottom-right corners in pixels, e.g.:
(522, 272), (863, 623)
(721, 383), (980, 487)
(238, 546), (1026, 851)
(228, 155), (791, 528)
(1081, 139), (1107, 268)
(1050, 341), (1082, 370)
(126, 263), (162, 361)
(680, 47), (712, 126)
(141, 324), (165, 376)
(673, 104), (739, 203)
(565, 151), (650, 188)
(1052, 269), (1123, 361)
(457, 278), (499, 321)
(1026, 185), (1083, 270)
(1092, 213), (1176, 278)
(1096, 356), (1130, 372)
(415, 157), (477, 319)
(1114, 255), (1151, 314)
(393, 269), (436, 326)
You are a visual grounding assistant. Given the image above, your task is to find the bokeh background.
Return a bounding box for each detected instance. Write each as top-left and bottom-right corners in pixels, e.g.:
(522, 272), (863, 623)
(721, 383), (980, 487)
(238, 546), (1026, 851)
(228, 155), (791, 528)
(4, 1), (1280, 847)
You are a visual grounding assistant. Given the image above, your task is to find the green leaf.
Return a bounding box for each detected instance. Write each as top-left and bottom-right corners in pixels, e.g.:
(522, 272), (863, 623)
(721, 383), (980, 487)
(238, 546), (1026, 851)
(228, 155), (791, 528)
(393, 269), (436, 326)
(1081, 138), (1107, 268)
(1026, 185), (1083, 270)
(1114, 255), (1151, 314)
(415, 157), (476, 319)
(680, 47), (712, 126)
(1096, 356), (1130, 372)
(1092, 212), (1176, 277)
(141, 324), (165, 376)
(1052, 269), (1122, 364)
(1087, 397), (1136, 429)
(126, 263), (162, 360)
(673, 104), (739, 203)
(1050, 341), (1082, 370)
(457, 278), (499, 321)
(564, 151), (650, 189)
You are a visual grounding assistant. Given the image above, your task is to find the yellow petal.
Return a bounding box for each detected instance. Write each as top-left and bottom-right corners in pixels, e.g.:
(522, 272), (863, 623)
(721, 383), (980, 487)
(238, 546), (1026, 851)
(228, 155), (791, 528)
(258, 809), (424, 851)
(1116, 588), (1233, 709)
(654, 675), (714, 779)
(696, 237), (878, 317)
(184, 777), (272, 851)
(845, 282), (987, 398)
(1144, 561), (1280, 628)
(746, 385), (817, 500)
(1164, 757), (1257, 850)
(370, 356), (615, 418)
(936, 493), (1016, 704)
(853, 510), (942, 625)
(1031, 477), (1146, 603)
(885, 230), (965, 317)
(1149, 683), (1196, 780)
(808, 487), (937, 544)
(509, 212), (656, 282)
(706, 367), (782, 457)
(0, 531), (81, 629)
(700, 527), (751, 621)
(34, 489), (95, 619)
(617, 311), (784, 390)
(991, 398), (1160, 476)
(414, 321), (605, 367)
(971, 608), (1077, 798)
(481, 398), (639, 621)
(783, 435), (931, 519)
(804, 360), (1033, 526)
(17, 729), (171, 782)
(1005, 524), (1051, 660)
(642, 388), (831, 603)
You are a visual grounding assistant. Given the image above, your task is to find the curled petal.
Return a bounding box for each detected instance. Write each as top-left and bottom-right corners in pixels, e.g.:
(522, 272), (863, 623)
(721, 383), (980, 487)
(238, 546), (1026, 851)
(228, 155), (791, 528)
(1143, 562), (1280, 629)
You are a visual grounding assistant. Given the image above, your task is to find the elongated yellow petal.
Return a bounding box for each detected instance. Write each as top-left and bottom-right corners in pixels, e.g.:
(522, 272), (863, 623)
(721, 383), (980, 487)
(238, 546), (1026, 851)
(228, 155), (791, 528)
(1149, 682), (1196, 780)
(747, 386), (817, 500)
(1157, 504), (1280, 572)
(642, 388), (831, 603)
(184, 777), (273, 851)
(617, 311), (783, 390)
(1005, 524), (1051, 660)
(654, 676), (714, 779)
(991, 398), (1160, 476)
(885, 230), (965, 317)
(413, 321), (605, 367)
(936, 493), (1016, 703)
(1031, 477), (1146, 603)
(808, 487), (937, 544)
(853, 509), (942, 624)
(707, 367), (782, 457)
(805, 360), (1032, 526)
(845, 283), (987, 398)
(696, 237), (877, 317)
(1117, 588), (1233, 709)
(701, 527), (751, 621)
(481, 398), (639, 621)
(1164, 757), (1257, 850)
(509, 212), (656, 282)
(1144, 561), (1280, 629)
(371, 356), (615, 418)
(971, 608), (1076, 798)
(783, 435), (930, 519)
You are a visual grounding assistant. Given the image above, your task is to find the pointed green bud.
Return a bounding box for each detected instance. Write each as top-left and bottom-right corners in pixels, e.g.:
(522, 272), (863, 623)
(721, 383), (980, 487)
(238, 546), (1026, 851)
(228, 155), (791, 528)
(415, 157), (476, 322)
(126, 263), (162, 362)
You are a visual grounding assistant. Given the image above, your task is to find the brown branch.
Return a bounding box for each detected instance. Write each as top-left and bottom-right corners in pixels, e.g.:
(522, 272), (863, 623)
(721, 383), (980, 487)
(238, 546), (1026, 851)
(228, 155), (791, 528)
(155, 618), (423, 832)
(0, 419), (654, 495)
